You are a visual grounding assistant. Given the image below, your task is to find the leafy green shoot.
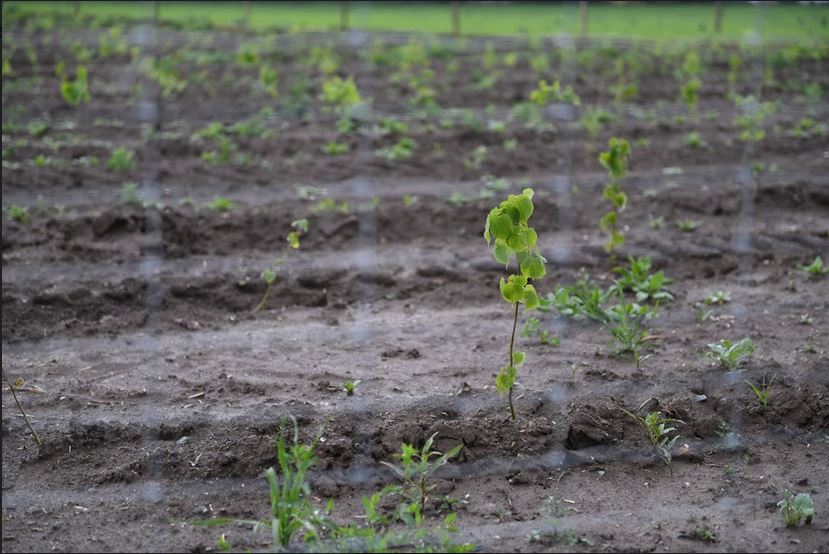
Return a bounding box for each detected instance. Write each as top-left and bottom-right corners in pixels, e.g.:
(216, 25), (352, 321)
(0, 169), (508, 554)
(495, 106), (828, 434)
(598, 138), (631, 254)
(60, 65), (90, 105)
(778, 491), (815, 527)
(207, 196), (237, 212)
(529, 79), (580, 106)
(484, 187), (546, 418)
(798, 256), (828, 277)
(120, 182), (142, 206)
(620, 406), (682, 472)
(107, 147), (136, 172)
(706, 338), (754, 370)
(6, 205), (30, 224)
(323, 141), (350, 155)
(610, 255), (674, 303)
(342, 380), (361, 396)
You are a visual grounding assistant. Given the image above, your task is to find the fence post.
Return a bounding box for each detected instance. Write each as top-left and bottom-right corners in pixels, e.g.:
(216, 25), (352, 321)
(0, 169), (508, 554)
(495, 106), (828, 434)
(340, 1), (350, 31)
(714, 1), (723, 34)
(452, 1), (461, 38)
(580, 1), (588, 37)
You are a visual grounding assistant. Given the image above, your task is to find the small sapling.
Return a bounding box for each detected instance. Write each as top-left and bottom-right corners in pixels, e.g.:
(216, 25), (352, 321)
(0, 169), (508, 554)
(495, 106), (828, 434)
(598, 138), (631, 254)
(484, 188), (546, 419)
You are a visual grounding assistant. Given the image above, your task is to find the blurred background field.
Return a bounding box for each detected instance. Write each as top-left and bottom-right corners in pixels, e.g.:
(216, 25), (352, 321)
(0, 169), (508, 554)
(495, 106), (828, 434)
(5, 1), (829, 42)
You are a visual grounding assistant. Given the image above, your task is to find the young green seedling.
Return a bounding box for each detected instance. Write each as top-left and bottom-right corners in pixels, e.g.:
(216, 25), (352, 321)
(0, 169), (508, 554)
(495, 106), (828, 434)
(745, 375), (774, 409)
(529, 79), (580, 106)
(342, 380), (361, 396)
(286, 218), (309, 249)
(380, 433), (463, 520)
(2, 368), (42, 449)
(798, 256), (828, 277)
(6, 205), (30, 224)
(484, 188), (546, 419)
(610, 256), (673, 304)
(676, 218), (701, 232)
(207, 196), (237, 212)
(107, 147), (136, 172)
(605, 292), (655, 368)
(778, 491), (815, 527)
(320, 76), (361, 110)
(598, 138), (631, 255)
(706, 338), (754, 370)
(60, 65), (90, 105)
(620, 405), (682, 473)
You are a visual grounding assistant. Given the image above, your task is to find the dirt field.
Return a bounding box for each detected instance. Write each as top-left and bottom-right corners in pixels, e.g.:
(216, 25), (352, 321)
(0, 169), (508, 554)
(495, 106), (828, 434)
(2, 11), (829, 553)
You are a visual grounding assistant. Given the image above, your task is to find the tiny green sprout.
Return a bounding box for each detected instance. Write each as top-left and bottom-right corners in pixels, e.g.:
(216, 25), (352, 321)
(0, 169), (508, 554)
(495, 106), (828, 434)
(464, 145), (488, 171)
(207, 196), (237, 212)
(745, 375), (774, 409)
(484, 187), (546, 418)
(380, 433), (463, 517)
(676, 218), (701, 232)
(778, 491), (815, 527)
(6, 205), (30, 224)
(521, 317), (541, 339)
(706, 291), (731, 305)
(376, 137), (415, 161)
(598, 138), (631, 254)
(343, 380), (361, 396)
(503, 138), (518, 151)
(27, 119), (50, 138)
(120, 182), (142, 206)
(336, 116), (355, 134)
(538, 330), (560, 347)
(798, 256), (828, 277)
(217, 533), (231, 552)
(706, 338), (754, 370)
(447, 192), (468, 206)
(309, 197), (350, 214)
(648, 215), (665, 230)
(295, 185), (326, 201)
(799, 314), (813, 325)
(107, 147), (136, 173)
(684, 131), (707, 149)
(323, 141), (349, 156)
(402, 194), (417, 207)
(684, 527), (716, 543)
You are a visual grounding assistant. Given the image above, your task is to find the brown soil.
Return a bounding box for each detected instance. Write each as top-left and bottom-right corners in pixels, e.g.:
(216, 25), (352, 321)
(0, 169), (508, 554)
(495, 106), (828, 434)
(3, 14), (829, 554)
